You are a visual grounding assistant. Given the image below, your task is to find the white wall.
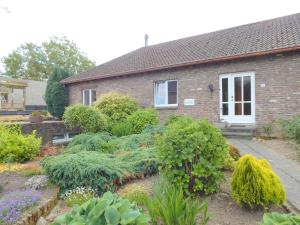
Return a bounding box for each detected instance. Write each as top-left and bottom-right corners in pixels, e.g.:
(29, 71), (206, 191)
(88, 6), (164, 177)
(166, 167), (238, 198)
(25, 80), (47, 106)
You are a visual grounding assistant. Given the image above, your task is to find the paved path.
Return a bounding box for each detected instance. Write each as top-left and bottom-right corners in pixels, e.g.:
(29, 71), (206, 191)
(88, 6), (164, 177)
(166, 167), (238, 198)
(228, 138), (300, 213)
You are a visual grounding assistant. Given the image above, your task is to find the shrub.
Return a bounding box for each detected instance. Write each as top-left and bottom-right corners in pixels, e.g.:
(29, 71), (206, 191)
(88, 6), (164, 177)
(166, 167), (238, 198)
(164, 114), (189, 126)
(157, 117), (228, 195)
(94, 92), (139, 122)
(63, 104), (108, 133)
(126, 108), (159, 134)
(64, 187), (97, 207)
(118, 183), (150, 206)
(231, 154), (286, 209)
(21, 168), (44, 177)
(143, 178), (209, 225)
(0, 124), (41, 163)
(111, 121), (134, 137)
(42, 149), (158, 194)
(52, 191), (150, 225)
(0, 189), (41, 225)
(259, 212), (300, 225)
(68, 132), (116, 153)
(280, 115), (300, 143)
(228, 144), (241, 161)
(45, 67), (71, 119)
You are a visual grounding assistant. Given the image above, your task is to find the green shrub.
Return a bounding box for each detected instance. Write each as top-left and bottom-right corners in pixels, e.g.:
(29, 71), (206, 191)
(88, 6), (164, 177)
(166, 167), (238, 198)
(42, 149), (158, 194)
(164, 114), (189, 126)
(21, 168), (45, 177)
(231, 154), (286, 209)
(111, 121), (134, 137)
(126, 108), (159, 134)
(280, 115), (300, 143)
(68, 132), (116, 153)
(157, 117), (228, 195)
(143, 178), (209, 225)
(52, 191), (150, 225)
(259, 212), (300, 225)
(0, 124), (41, 163)
(63, 104), (108, 133)
(64, 187), (97, 207)
(94, 92), (139, 122)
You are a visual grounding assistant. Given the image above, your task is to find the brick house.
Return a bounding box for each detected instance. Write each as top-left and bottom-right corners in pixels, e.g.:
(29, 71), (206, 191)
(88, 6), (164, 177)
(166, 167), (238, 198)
(62, 13), (300, 131)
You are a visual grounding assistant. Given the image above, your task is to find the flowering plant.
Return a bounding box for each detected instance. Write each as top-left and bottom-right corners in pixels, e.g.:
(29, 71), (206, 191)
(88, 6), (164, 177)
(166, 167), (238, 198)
(0, 163), (24, 173)
(64, 187), (97, 207)
(0, 189), (41, 224)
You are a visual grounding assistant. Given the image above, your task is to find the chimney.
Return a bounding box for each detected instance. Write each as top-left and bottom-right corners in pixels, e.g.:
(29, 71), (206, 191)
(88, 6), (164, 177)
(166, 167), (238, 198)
(144, 34), (149, 47)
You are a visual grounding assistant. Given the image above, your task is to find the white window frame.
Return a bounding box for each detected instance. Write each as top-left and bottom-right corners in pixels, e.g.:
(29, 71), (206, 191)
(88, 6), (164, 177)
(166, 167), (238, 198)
(154, 80), (178, 107)
(82, 89), (96, 106)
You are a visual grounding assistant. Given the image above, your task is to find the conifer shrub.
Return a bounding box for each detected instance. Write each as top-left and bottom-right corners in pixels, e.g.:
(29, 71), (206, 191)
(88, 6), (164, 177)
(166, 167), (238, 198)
(231, 154), (286, 209)
(94, 92), (139, 123)
(63, 104), (108, 133)
(157, 116), (228, 195)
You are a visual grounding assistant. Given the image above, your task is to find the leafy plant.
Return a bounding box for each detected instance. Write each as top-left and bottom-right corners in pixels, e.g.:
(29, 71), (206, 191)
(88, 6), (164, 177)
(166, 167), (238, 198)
(143, 178), (209, 225)
(21, 168), (45, 177)
(157, 117), (228, 195)
(262, 123), (273, 138)
(231, 154), (286, 209)
(64, 187), (97, 207)
(94, 92), (139, 123)
(52, 191), (150, 225)
(0, 123), (41, 163)
(164, 114), (188, 126)
(126, 108), (159, 134)
(228, 144), (241, 161)
(63, 104), (108, 133)
(259, 212), (300, 225)
(0, 189), (41, 225)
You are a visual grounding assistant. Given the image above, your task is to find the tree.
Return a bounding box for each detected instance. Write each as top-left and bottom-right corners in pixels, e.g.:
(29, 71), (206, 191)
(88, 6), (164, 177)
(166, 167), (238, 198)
(2, 36), (95, 80)
(45, 67), (70, 118)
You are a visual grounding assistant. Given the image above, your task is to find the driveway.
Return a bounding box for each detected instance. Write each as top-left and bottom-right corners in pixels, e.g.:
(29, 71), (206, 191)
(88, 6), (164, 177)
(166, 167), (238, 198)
(228, 138), (300, 213)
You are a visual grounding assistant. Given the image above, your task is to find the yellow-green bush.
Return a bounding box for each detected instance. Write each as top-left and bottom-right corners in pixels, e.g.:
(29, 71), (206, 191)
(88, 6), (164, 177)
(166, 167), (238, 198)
(231, 154), (286, 209)
(0, 124), (41, 163)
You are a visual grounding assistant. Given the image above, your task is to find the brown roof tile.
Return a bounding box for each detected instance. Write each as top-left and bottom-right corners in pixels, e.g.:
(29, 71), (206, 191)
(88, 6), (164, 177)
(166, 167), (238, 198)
(62, 13), (300, 84)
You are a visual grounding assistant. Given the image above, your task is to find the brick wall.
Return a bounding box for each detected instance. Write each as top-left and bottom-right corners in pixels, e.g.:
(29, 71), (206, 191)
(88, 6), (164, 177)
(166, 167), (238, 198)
(67, 52), (300, 129)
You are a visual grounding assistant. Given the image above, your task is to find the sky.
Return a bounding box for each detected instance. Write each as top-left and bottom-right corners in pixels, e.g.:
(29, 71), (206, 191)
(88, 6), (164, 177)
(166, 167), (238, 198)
(0, 0), (300, 73)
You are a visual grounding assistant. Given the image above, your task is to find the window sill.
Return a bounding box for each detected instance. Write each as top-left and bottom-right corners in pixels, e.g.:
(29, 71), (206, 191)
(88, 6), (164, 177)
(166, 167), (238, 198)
(154, 105), (178, 110)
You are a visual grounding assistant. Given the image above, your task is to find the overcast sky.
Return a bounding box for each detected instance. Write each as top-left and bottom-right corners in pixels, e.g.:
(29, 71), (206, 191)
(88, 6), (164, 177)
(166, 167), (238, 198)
(0, 0), (300, 72)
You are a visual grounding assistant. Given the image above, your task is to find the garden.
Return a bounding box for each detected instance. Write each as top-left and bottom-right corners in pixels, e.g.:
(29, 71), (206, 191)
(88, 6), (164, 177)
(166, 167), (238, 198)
(0, 92), (299, 225)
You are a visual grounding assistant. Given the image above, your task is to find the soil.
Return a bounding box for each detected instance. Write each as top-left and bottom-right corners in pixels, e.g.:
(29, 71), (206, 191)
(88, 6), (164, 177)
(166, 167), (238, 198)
(256, 138), (300, 164)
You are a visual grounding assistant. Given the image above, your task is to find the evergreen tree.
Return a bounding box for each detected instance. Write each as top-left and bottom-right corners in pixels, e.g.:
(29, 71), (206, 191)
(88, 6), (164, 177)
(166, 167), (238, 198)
(45, 67), (70, 118)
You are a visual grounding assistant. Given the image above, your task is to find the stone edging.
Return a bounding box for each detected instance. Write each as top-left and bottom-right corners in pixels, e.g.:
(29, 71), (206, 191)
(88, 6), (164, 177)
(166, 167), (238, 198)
(16, 188), (60, 225)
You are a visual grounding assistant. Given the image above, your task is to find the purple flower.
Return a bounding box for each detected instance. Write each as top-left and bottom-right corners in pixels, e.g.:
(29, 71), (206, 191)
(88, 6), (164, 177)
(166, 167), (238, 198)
(0, 189), (41, 224)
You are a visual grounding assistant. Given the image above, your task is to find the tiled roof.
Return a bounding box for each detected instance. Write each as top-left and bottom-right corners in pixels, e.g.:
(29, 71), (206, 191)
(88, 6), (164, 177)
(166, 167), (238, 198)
(62, 13), (300, 84)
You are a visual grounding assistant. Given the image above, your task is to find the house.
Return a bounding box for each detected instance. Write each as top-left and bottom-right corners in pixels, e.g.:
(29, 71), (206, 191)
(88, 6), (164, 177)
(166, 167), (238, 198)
(61, 13), (300, 131)
(0, 76), (47, 111)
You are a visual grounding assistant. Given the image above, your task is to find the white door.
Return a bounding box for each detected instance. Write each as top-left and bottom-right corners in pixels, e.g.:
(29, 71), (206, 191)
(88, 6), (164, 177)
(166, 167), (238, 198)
(219, 72), (255, 124)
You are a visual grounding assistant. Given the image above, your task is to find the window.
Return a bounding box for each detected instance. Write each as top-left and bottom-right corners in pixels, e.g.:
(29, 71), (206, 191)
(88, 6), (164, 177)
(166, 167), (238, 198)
(154, 80), (178, 107)
(82, 89), (96, 105)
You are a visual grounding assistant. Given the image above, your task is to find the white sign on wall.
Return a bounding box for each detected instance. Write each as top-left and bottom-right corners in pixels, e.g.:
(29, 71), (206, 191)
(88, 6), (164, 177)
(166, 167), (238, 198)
(184, 99), (195, 106)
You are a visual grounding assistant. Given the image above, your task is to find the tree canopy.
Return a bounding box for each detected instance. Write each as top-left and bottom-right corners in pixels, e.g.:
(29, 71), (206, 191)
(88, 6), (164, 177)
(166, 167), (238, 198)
(2, 36), (95, 80)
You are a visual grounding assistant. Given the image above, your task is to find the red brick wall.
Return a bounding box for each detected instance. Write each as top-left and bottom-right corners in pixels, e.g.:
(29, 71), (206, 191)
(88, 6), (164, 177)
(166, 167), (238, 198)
(67, 52), (300, 129)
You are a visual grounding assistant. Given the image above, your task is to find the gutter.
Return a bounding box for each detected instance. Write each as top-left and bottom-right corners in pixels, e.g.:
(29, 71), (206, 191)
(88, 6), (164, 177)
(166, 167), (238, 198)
(61, 45), (300, 85)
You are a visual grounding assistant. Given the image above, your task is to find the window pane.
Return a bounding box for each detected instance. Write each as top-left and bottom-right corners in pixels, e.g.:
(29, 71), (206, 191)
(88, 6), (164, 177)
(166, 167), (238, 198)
(244, 103), (251, 115)
(235, 103), (242, 115)
(168, 81), (177, 104)
(83, 90), (90, 105)
(222, 78), (228, 102)
(243, 76), (251, 101)
(234, 77), (242, 101)
(155, 82), (166, 105)
(92, 90), (96, 103)
(222, 103), (228, 115)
